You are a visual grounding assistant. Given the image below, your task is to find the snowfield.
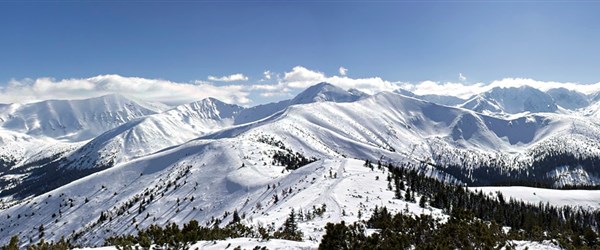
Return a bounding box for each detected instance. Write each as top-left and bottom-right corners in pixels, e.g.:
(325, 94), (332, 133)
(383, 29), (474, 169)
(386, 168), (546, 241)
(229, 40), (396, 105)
(74, 239), (562, 250)
(471, 186), (600, 210)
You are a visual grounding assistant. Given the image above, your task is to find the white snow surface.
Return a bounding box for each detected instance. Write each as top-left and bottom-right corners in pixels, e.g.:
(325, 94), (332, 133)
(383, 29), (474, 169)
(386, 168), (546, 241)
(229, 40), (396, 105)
(471, 186), (600, 209)
(76, 239), (563, 250)
(74, 238), (315, 250)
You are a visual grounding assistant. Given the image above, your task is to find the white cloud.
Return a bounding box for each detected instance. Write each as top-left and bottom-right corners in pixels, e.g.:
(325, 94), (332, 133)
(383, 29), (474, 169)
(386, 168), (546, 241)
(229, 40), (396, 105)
(253, 66), (398, 95)
(5, 66), (600, 108)
(400, 81), (485, 99)
(1, 75), (251, 105)
(459, 73), (467, 81)
(263, 70), (272, 80)
(260, 91), (293, 98)
(282, 66), (326, 88)
(207, 73), (249, 82)
(339, 66), (348, 76)
(399, 78), (600, 99)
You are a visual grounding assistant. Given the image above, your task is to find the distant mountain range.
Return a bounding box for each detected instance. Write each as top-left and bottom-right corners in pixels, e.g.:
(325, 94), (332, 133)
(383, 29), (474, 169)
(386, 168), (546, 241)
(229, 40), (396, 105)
(2, 82), (600, 247)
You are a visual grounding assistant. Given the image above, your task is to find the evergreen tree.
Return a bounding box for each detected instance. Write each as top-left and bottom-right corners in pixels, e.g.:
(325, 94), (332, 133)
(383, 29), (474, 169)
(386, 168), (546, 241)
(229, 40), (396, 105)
(232, 209), (241, 224)
(2, 236), (18, 250)
(419, 195), (427, 208)
(274, 209), (303, 241)
(38, 224), (44, 239)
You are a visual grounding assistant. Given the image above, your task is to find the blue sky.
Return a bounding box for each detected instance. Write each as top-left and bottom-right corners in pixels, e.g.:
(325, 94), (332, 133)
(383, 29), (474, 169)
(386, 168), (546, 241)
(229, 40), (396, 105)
(0, 1), (599, 105)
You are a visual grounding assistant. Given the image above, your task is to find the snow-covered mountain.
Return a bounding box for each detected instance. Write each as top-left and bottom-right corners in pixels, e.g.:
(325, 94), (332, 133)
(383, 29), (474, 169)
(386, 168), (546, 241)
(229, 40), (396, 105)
(65, 97), (245, 167)
(288, 82), (367, 105)
(68, 82), (368, 167)
(546, 88), (590, 110)
(0, 83), (375, 202)
(461, 86), (558, 114)
(235, 82), (364, 125)
(0, 94), (160, 141)
(3, 82), (600, 248)
(0, 95), (167, 204)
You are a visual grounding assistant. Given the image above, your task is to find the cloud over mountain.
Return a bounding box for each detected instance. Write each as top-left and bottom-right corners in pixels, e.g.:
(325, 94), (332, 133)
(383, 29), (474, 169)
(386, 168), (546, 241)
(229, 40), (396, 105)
(0, 75), (251, 105)
(252, 66), (398, 97)
(3, 66), (600, 107)
(400, 78), (600, 99)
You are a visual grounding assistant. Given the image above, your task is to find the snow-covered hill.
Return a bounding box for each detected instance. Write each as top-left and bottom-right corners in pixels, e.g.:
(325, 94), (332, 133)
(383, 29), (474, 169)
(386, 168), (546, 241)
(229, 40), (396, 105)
(471, 186), (600, 210)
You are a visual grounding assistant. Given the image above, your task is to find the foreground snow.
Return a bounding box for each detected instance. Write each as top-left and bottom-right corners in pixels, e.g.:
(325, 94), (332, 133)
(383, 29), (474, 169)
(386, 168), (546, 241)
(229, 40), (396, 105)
(0, 157), (441, 246)
(75, 239), (562, 250)
(508, 240), (563, 250)
(471, 186), (600, 209)
(74, 238), (314, 250)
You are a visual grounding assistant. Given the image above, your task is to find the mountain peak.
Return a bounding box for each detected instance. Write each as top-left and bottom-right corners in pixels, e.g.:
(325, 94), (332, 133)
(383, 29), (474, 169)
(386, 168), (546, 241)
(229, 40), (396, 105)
(172, 97), (244, 120)
(290, 82), (366, 105)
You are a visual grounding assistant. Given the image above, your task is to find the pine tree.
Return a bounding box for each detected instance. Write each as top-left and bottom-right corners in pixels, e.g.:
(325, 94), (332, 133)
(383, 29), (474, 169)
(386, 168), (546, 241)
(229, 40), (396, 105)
(2, 235), (18, 250)
(232, 209), (241, 224)
(419, 196), (427, 208)
(274, 209), (303, 241)
(38, 224), (44, 239)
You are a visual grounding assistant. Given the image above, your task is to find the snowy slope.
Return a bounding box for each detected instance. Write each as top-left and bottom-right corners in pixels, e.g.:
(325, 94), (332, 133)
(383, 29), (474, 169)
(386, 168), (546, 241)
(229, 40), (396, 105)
(67, 97), (245, 165)
(0, 151), (441, 247)
(0, 128), (84, 201)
